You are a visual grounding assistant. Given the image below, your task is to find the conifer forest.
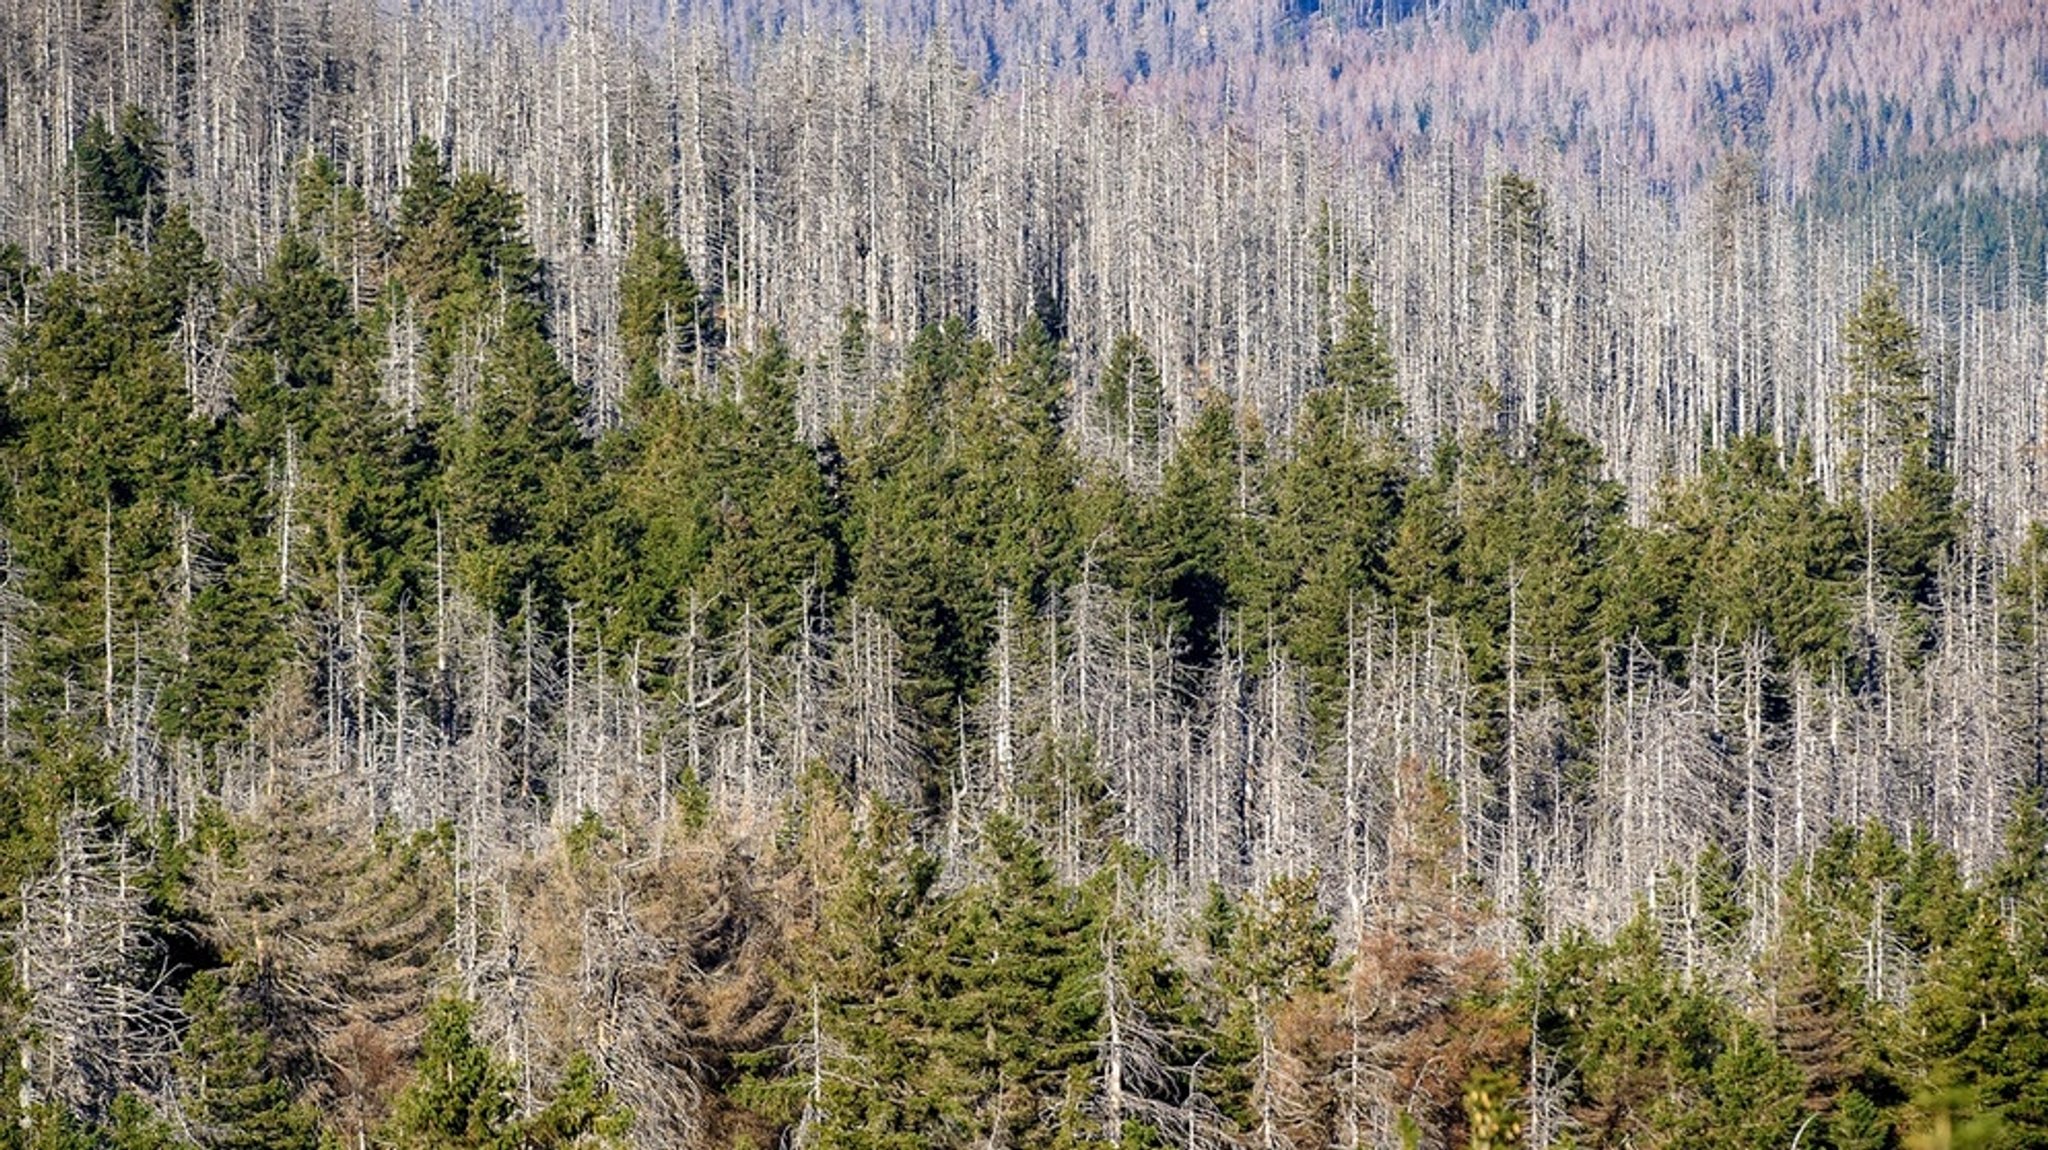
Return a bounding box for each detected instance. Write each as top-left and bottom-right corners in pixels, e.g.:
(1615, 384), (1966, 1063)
(4, 0), (2048, 1147)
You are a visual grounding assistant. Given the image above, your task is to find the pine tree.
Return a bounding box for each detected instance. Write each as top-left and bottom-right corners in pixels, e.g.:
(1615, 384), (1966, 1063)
(1097, 332), (1163, 474)
(292, 153), (382, 309)
(1902, 909), (2048, 1146)
(1416, 416), (1624, 750)
(573, 384), (714, 653)
(1321, 276), (1400, 429)
(618, 203), (701, 404)
(698, 330), (837, 644)
(1527, 919), (1810, 1150)
(384, 999), (516, 1150)
(0, 242), (35, 324)
(1462, 1068), (1523, 1150)
(73, 108), (167, 241)
(1385, 444), (1462, 622)
(175, 973), (319, 1150)
(1988, 792), (2048, 964)
(1841, 269), (1957, 621)
(958, 317), (1079, 608)
(1628, 437), (1856, 669)
(3, 207), (224, 745)
(736, 791), (941, 1149)
(517, 1055), (629, 1149)
(1208, 873), (1337, 1141)
(101, 1095), (187, 1150)
(1141, 397), (1262, 667)
(1843, 270), (1933, 475)
(1768, 945), (1861, 1113)
(847, 320), (995, 754)
(442, 320), (594, 623)
(1271, 386), (1404, 724)
(920, 817), (1104, 1148)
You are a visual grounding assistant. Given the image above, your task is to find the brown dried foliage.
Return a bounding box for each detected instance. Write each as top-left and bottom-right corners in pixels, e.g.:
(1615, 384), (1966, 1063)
(1344, 760), (1527, 1150)
(189, 798), (454, 1140)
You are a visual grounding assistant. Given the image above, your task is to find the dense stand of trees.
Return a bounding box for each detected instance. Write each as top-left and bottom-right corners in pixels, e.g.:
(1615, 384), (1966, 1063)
(2, 3), (2048, 1150)
(5, 0), (2048, 508)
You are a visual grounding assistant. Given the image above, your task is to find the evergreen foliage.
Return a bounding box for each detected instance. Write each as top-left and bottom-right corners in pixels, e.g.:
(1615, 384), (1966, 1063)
(1321, 276), (1400, 427)
(1627, 437), (1857, 666)
(1141, 397), (1261, 668)
(5, 98), (2048, 1150)
(1841, 269), (1959, 625)
(385, 999), (515, 1150)
(73, 107), (167, 239)
(1097, 332), (1164, 470)
(1270, 386), (1404, 723)
(618, 203), (701, 404)
(1528, 919), (1806, 1149)
(176, 973), (319, 1150)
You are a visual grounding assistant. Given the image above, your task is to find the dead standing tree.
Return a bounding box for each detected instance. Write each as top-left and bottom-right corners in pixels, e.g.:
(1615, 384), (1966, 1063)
(12, 811), (180, 1119)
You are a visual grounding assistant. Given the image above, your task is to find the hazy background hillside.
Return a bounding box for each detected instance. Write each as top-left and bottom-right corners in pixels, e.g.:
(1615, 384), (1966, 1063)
(536, 0), (2048, 271)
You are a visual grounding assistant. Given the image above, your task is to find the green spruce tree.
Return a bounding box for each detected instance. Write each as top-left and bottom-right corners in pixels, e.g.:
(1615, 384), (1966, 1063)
(176, 972), (319, 1150)
(618, 203), (701, 404)
(385, 999), (516, 1150)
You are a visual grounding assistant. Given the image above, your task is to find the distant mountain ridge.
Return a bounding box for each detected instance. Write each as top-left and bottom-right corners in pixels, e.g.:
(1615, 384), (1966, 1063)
(552, 0), (2045, 195)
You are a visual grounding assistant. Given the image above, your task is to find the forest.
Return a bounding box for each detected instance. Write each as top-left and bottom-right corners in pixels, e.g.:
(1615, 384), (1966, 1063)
(2, 0), (2048, 1148)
